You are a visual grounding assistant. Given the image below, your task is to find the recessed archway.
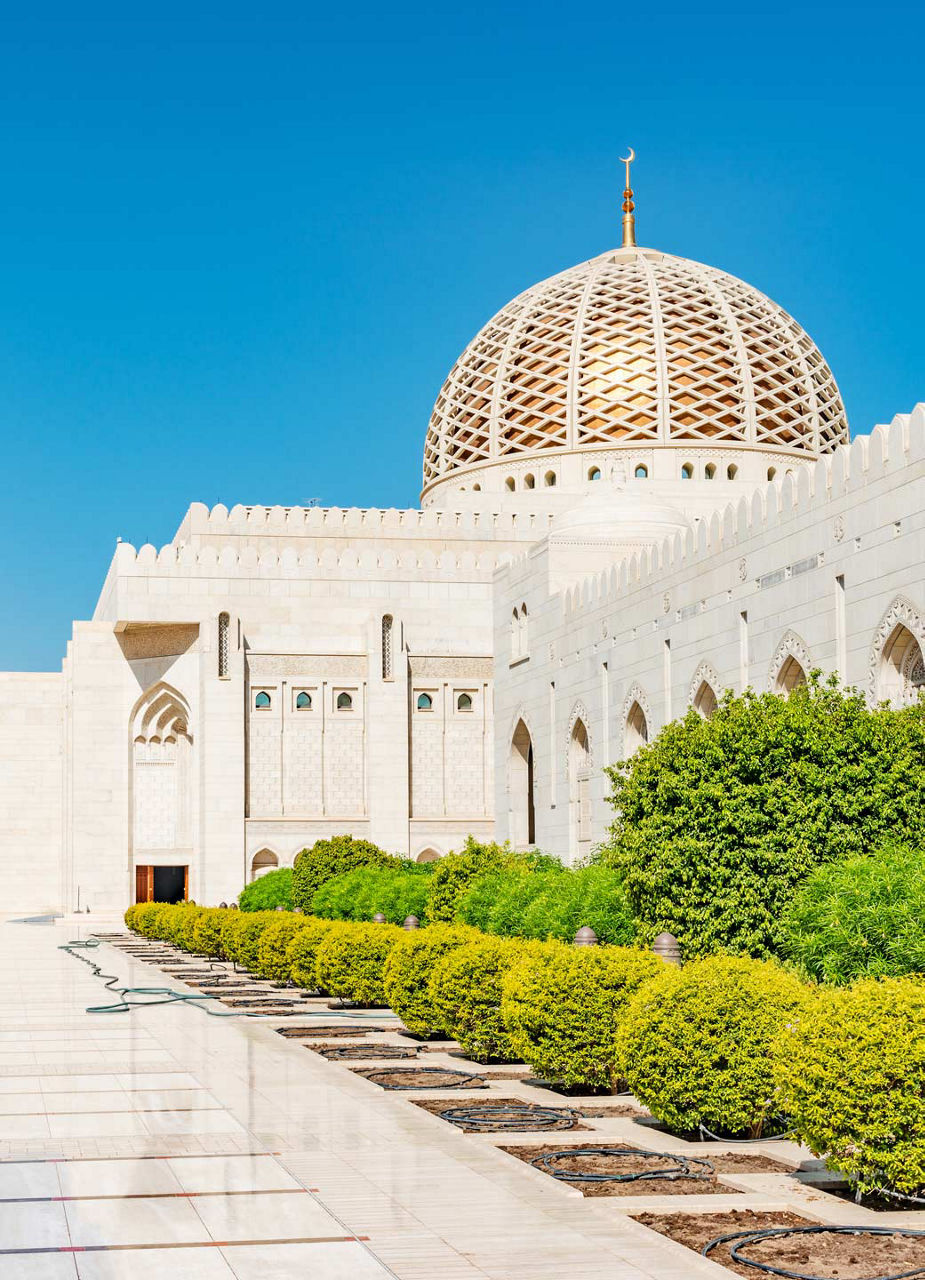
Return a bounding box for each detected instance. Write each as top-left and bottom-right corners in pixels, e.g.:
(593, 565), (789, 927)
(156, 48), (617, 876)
(568, 718), (591, 862)
(416, 847), (441, 864)
(775, 656), (807, 694)
(879, 623), (925, 705)
(625, 701), (648, 753)
(693, 680), (718, 719)
(250, 849), (278, 881)
(509, 719), (535, 848)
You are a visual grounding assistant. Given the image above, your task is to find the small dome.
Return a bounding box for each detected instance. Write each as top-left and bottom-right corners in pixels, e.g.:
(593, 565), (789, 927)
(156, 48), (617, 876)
(423, 246), (848, 500)
(551, 487), (689, 546)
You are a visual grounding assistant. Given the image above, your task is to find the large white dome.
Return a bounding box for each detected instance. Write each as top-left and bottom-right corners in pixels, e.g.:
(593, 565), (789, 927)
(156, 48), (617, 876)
(422, 245), (848, 500)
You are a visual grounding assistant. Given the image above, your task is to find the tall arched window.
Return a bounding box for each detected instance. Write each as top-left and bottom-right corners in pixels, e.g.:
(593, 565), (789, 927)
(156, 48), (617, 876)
(510, 720), (535, 848)
(505, 477), (515, 491)
(775, 656), (806, 694)
(693, 681), (718, 719)
(878, 623), (925, 705)
(381, 614), (393, 681)
(569, 719), (591, 861)
(218, 613), (230, 678)
(705, 464), (716, 480)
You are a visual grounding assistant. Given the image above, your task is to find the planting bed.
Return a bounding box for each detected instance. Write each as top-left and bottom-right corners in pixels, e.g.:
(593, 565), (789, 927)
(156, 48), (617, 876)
(312, 1043), (419, 1061)
(414, 1098), (589, 1132)
(353, 1066), (488, 1090)
(501, 1143), (789, 1197)
(273, 1024), (389, 1039)
(636, 1210), (925, 1278)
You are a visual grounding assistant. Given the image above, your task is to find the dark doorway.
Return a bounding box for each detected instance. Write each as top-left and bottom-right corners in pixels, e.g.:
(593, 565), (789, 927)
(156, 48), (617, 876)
(136, 865), (188, 904)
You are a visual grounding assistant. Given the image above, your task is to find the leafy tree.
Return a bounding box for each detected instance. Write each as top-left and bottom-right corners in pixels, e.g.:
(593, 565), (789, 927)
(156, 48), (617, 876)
(238, 866), (293, 911)
(292, 835), (395, 910)
(425, 836), (547, 922)
(602, 679), (925, 957)
(783, 843), (925, 983)
(311, 865), (432, 925)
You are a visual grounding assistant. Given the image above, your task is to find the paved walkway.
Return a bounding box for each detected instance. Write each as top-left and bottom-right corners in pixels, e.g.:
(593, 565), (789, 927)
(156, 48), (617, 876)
(0, 918), (845, 1279)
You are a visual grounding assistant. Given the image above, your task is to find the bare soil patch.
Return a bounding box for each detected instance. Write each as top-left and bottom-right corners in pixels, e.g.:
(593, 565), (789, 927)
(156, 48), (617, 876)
(310, 1043), (419, 1061)
(274, 1025), (387, 1039)
(636, 1209), (925, 1278)
(500, 1143), (788, 1197)
(353, 1067), (488, 1090)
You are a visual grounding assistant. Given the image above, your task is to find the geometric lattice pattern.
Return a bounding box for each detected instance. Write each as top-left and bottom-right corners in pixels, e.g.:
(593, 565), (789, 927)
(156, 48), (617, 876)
(423, 247), (849, 485)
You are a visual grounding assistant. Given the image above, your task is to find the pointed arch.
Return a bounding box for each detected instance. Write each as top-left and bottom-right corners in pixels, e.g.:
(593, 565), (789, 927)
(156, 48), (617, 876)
(509, 717), (535, 849)
(621, 683), (651, 755)
(688, 661), (721, 718)
(769, 631), (811, 694)
(568, 715), (592, 862)
(130, 683), (193, 856)
(869, 596), (925, 705)
(250, 848), (279, 881)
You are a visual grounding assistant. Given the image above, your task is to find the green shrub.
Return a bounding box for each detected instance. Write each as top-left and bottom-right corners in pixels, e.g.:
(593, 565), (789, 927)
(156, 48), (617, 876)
(617, 955), (808, 1137)
(255, 914), (312, 981)
(382, 925), (479, 1036)
(502, 943), (663, 1089)
(429, 936), (523, 1060)
(315, 922), (402, 1005)
(783, 844), (925, 983)
(239, 867), (293, 912)
(312, 865), (432, 925)
(219, 909), (245, 962)
(124, 904), (143, 932)
(192, 907), (229, 958)
(458, 868), (562, 935)
(217, 910), (276, 968)
(426, 837), (526, 923)
(174, 904), (205, 951)
(133, 902), (165, 938)
(775, 977), (925, 1195)
(292, 835), (395, 911)
(289, 918), (337, 990)
(153, 903), (182, 942)
(602, 680), (925, 958)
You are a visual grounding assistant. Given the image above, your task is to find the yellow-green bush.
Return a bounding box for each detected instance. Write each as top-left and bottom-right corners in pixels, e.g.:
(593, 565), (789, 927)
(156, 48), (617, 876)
(315, 922), (401, 1005)
(132, 902), (165, 938)
(153, 903), (183, 942)
(227, 911), (279, 970)
(219, 909), (245, 961)
(502, 943), (663, 1089)
(382, 925), (478, 1037)
(124, 904), (143, 932)
(255, 914), (312, 982)
(191, 907), (228, 958)
(775, 977), (925, 1195)
(617, 955), (808, 1136)
(173, 904), (205, 951)
(429, 936), (523, 1060)
(288, 918), (337, 990)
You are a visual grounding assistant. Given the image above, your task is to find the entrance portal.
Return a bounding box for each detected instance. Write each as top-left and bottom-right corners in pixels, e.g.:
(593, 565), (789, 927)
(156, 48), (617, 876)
(135, 865), (188, 904)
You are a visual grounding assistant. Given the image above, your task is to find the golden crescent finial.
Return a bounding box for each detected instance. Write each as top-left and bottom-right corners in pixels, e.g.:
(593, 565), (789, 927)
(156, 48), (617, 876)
(620, 148), (637, 249)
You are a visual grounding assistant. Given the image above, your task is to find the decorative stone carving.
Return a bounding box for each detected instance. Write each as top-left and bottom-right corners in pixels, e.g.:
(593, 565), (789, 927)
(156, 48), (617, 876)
(409, 655), (493, 678)
(564, 701), (592, 769)
(688, 661), (721, 708)
(868, 596), (925, 703)
(768, 630), (812, 692)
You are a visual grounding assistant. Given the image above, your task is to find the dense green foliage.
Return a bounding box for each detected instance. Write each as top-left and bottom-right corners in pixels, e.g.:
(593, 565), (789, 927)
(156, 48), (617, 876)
(292, 836), (395, 910)
(603, 681), (925, 957)
(382, 925), (478, 1036)
(191, 907), (228, 958)
(288, 918), (336, 990)
(783, 844), (925, 983)
(502, 943), (663, 1088)
(225, 911), (279, 970)
(618, 956), (807, 1137)
(776, 978), (925, 1195)
(314, 922), (402, 1005)
(426, 837), (537, 923)
(458, 863), (635, 945)
(238, 867), (293, 912)
(255, 914), (312, 981)
(312, 864), (432, 925)
(430, 936), (523, 1061)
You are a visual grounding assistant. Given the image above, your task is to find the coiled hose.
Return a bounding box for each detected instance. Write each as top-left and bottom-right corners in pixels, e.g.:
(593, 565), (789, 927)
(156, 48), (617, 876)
(703, 1224), (925, 1280)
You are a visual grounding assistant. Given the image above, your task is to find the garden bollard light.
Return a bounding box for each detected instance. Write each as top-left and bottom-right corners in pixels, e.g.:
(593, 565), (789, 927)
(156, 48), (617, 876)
(372, 912), (387, 923)
(652, 931), (682, 965)
(275, 904), (284, 911)
(573, 925), (598, 947)
(293, 907), (303, 914)
(219, 902), (228, 909)
(403, 915), (420, 930)
(229, 902), (238, 910)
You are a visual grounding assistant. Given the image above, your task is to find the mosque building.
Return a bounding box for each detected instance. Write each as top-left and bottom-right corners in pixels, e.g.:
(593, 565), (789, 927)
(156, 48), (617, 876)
(2, 156), (923, 913)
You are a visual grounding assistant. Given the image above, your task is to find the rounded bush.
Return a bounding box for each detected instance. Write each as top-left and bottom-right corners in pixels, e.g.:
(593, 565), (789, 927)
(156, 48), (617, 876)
(221, 911), (278, 969)
(617, 955), (808, 1137)
(239, 867), (293, 912)
(173, 904), (205, 952)
(152, 903), (182, 942)
(603, 682), (925, 957)
(288, 918), (337, 990)
(783, 844), (925, 983)
(502, 943), (664, 1089)
(133, 902), (165, 938)
(382, 925), (479, 1037)
(312, 865), (432, 925)
(292, 836), (395, 911)
(429, 936), (523, 1060)
(192, 907), (229, 958)
(775, 978), (925, 1195)
(255, 914), (312, 982)
(314, 922), (402, 1005)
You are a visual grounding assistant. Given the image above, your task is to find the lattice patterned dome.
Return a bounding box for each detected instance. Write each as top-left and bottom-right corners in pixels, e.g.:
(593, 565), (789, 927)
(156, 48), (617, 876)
(422, 245), (848, 496)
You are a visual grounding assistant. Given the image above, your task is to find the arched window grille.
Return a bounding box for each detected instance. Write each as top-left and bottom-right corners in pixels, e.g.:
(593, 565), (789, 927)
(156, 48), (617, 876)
(416, 692), (433, 711)
(681, 462), (694, 479)
(254, 691), (271, 709)
(457, 693), (473, 712)
(218, 613), (230, 678)
(381, 615), (393, 681)
(295, 691), (312, 710)
(588, 467), (601, 481)
(336, 692), (353, 711)
(635, 464), (648, 478)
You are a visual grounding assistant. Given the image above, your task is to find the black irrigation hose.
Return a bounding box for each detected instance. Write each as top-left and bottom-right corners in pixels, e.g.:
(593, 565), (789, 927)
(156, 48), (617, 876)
(532, 1145), (714, 1184)
(698, 1120), (796, 1143)
(60, 938), (394, 1022)
(439, 1103), (581, 1131)
(363, 1067), (488, 1090)
(703, 1225), (925, 1280)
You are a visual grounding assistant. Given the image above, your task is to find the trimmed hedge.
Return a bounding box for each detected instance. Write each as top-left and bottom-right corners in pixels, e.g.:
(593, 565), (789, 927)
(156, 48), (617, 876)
(292, 836), (395, 911)
(382, 925), (479, 1037)
(603, 682), (925, 958)
(192, 907), (228, 958)
(239, 867), (293, 912)
(314, 922), (402, 1005)
(430, 936), (523, 1061)
(783, 844), (925, 983)
(288, 918), (337, 990)
(255, 914), (312, 982)
(222, 910), (278, 969)
(617, 955), (808, 1137)
(502, 943), (663, 1089)
(775, 977), (925, 1195)
(312, 865), (432, 926)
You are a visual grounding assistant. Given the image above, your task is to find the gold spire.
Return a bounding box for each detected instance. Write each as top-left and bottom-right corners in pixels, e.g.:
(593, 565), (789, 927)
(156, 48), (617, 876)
(620, 148), (636, 248)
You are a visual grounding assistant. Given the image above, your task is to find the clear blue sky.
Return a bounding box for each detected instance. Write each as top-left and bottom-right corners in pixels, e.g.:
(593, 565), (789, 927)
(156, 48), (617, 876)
(1, 2), (922, 670)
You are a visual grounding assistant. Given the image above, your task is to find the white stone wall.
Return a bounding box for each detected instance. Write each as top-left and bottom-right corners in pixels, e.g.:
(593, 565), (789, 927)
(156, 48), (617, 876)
(0, 673), (63, 913)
